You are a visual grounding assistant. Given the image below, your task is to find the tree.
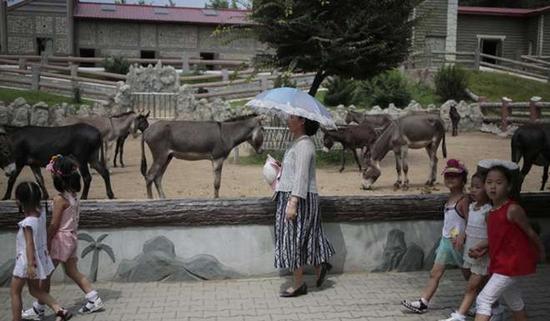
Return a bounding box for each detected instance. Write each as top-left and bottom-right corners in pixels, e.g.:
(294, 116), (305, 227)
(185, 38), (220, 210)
(206, 0), (230, 9)
(250, 0), (421, 96)
(79, 233), (116, 282)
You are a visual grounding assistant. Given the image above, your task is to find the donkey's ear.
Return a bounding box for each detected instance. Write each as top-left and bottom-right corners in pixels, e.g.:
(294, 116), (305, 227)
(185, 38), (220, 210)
(257, 114), (268, 123)
(145, 111), (150, 118)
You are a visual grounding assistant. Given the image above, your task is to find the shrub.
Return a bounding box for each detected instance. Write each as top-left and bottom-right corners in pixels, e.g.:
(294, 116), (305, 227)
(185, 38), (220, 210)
(103, 56), (130, 75)
(273, 72), (296, 88)
(72, 87), (82, 104)
(323, 76), (357, 107)
(434, 65), (468, 101)
(358, 69), (411, 108)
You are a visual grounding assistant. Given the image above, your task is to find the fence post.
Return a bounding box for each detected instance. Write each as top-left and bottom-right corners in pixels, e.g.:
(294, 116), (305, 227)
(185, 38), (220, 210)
(424, 45), (431, 69)
(70, 63), (79, 96)
(40, 52), (48, 66)
(474, 48), (480, 71)
(181, 52), (190, 74)
(501, 97), (512, 131)
(31, 65), (40, 90)
(18, 57), (27, 70)
(221, 69), (229, 82)
(529, 96), (542, 122)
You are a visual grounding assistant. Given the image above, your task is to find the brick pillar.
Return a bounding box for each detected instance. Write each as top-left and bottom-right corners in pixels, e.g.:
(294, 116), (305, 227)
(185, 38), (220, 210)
(529, 96), (542, 122)
(67, 0), (75, 56)
(501, 97), (512, 131)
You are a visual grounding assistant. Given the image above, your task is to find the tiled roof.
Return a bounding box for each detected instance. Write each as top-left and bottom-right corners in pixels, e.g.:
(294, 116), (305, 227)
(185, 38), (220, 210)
(74, 2), (252, 25)
(458, 6), (550, 17)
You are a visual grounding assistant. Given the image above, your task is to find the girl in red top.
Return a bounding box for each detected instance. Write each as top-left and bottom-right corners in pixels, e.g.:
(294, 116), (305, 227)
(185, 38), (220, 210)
(470, 165), (545, 321)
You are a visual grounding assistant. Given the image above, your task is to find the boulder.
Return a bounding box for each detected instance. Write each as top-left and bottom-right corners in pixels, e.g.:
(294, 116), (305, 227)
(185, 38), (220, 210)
(397, 243), (425, 272)
(372, 229), (407, 272)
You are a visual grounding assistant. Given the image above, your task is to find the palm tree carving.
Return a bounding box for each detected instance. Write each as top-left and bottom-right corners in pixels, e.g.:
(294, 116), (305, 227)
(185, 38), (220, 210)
(78, 233), (116, 282)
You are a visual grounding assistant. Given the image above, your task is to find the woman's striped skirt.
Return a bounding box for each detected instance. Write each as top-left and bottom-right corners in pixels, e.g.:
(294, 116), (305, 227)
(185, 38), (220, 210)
(274, 192), (335, 271)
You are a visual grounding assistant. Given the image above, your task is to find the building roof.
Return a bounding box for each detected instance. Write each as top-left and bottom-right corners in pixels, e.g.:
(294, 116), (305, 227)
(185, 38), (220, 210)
(458, 6), (550, 18)
(74, 2), (252, 25)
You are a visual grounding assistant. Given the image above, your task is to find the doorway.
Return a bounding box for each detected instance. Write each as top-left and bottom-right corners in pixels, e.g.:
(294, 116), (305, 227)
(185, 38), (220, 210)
(480, 38), (502, 64)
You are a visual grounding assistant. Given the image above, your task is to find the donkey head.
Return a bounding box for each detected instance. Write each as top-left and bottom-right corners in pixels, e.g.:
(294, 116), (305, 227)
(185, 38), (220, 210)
(134, 111), (150, 135)
(361, 148), (381, 190)
(0, 129), (15, 177)
(247, 116), (265, 154)
(321, 129), (335, 152)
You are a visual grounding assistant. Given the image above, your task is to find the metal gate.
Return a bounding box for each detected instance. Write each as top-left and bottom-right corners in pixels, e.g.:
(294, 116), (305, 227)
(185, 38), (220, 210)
(130, 92), (178, 119)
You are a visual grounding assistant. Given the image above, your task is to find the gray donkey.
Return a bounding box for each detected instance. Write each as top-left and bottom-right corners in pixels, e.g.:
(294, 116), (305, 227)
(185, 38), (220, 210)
(361, 114), (447, 190)
(140, 114), (265, 198)
(65, 111), (143, 169)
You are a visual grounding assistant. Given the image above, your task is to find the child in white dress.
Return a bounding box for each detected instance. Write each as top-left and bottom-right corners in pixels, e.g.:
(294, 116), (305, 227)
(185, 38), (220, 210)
(11, 182), (72, 321)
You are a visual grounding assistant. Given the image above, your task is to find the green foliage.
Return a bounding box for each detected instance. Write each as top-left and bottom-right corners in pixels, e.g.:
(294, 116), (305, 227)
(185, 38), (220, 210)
(102, 56), (130, 75)
(323, 77), (358, 107)
(273, 71), (297, 88)
(358, 70), (411, 108)
(250, 0), (419, 96)
(466, 70), (550, 102)
(206, 0), (229, 8)
(434, 65), (469, 102)
(0, 88), (91, 106)
(72, 87), (82, 104)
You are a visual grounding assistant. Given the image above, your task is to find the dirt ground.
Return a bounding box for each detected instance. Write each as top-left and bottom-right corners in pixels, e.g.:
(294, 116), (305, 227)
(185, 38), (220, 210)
(1, 132), (547, 200)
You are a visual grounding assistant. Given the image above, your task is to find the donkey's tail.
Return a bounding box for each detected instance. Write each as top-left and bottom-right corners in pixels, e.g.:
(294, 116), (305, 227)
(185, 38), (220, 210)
(441, 130), (447, 159)
(511, 131), (522, 163)
(140, 134), (147, 178)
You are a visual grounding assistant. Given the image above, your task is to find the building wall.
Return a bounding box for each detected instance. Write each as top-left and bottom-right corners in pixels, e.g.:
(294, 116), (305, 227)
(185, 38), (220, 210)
(414, 0), (449, 53)
(527, 16), (540, 56)
(6, 0), (69, 55)
(76, 20), (260, 60)
(457, 15), (528, 60)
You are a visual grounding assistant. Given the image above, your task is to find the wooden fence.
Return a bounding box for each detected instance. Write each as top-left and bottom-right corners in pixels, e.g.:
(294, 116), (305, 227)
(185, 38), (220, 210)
(407, 50), (550, 82)
(479, 96), (550, 130)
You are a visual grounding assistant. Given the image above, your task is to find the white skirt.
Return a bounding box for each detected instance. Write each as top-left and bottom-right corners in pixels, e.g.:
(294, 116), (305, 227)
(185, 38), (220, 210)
(13, 249), (55, 280)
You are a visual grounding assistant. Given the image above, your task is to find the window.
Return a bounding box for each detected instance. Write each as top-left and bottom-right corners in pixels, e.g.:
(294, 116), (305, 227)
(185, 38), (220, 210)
(36, 38), (53, 56)
(200, 52), (216, 70)
(79, 48), (96, 67)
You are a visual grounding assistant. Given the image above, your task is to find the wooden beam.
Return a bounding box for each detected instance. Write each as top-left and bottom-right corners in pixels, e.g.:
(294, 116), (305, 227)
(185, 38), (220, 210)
(0, 193), (548, 230)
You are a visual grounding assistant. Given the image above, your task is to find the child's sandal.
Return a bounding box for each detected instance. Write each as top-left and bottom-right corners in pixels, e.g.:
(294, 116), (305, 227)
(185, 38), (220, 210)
(56, 308), (73, 321)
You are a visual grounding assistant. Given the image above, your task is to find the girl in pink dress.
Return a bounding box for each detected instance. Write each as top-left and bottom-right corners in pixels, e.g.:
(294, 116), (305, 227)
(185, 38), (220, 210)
(22, 156), (104, 320)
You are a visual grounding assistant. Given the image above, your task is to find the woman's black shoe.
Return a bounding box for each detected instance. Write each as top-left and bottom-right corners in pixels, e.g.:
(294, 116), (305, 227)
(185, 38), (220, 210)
(280, 283), (308, 297)
(316, 262), (333, 287)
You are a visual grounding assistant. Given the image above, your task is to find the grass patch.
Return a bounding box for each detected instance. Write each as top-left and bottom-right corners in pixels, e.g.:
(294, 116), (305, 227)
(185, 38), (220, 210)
(466, 70), (550, 101)
(408, 82), (439, 106)
(0, 87), (91, 106)
(239, 149), (357, 168)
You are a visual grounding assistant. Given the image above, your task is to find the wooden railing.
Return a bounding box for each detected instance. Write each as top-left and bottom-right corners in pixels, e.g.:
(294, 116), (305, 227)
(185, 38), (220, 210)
(406, 50), (550, 82)
(479, 96), (550, 130)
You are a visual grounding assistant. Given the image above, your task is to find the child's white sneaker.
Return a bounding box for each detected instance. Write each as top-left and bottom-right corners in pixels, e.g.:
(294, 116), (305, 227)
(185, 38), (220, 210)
(21, 307), (44, 321)
(439, 312), (466, 321)
(78, 297), (104, 314)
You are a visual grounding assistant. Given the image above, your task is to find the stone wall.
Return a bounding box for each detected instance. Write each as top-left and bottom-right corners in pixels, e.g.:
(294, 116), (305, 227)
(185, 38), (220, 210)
(333, 99), (485, 132)
(76, 20), (259, 60)
(7, 13), (68, 55)
(0, 98), (111, 127)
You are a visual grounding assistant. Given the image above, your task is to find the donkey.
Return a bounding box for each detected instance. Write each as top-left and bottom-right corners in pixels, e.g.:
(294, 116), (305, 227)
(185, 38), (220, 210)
(321, 122), (377, 172)
(345, 111), (393, 129)
(511, 123), (550, 191)
(66, 111), (142, 169)
(361, 114), (447, 190)
(113, 112), (150, 168)
(141, 114), (265, 199)
(0, 124), (115, 200)
(449, 104), (461, 137)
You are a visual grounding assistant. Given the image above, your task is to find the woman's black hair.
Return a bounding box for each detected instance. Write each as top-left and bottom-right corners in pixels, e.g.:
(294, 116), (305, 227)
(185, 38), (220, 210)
(52, 156), (81, 193)
(304, 119), (320, 136)
(15, 181), (42, 212)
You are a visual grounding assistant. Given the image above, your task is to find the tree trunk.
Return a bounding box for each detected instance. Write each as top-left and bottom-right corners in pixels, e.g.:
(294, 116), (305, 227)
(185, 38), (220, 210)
(308, 70), (326, 97)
